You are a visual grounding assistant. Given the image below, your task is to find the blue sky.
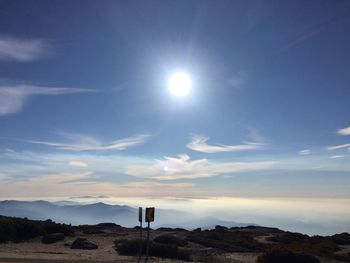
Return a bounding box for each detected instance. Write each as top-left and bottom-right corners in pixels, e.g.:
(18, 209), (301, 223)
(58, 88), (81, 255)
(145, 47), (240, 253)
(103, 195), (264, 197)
(0, 0), (350, 200)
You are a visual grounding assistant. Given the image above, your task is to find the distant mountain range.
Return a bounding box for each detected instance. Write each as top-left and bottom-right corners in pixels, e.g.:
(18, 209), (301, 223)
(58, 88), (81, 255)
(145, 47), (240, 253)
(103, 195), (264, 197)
(0, 200), (256, 229)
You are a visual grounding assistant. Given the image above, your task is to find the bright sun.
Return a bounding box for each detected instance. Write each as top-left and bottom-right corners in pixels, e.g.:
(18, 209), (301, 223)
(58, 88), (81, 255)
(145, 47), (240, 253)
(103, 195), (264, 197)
(168, 72), (192, 97)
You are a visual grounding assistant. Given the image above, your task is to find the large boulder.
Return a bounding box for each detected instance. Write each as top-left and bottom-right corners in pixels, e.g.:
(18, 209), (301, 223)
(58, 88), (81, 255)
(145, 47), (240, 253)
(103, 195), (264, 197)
(70, 238), (98, 250)
(41, 233), (65, 244)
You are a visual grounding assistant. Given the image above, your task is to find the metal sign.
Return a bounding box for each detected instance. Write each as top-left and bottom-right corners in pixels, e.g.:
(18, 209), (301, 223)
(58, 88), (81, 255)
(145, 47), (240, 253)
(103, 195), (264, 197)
(145, 207), (155, 222)
(138, 207), (142, 223)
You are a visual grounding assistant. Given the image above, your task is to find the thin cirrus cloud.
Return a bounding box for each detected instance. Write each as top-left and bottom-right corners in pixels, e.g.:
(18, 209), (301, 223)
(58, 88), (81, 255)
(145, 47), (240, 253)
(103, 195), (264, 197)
(0, 35), (49, 62)
(0, 84), (95, 116)
(329, 155), (345, 159)
(186, 134), (263, 154)
(68, 160), (89, 168)
(327, 126), (350, 151)
(327, 143), (350, 151)
(26, 132), (150, 152)
(125, 154), (278, 180)
(299, 149), (311, 156)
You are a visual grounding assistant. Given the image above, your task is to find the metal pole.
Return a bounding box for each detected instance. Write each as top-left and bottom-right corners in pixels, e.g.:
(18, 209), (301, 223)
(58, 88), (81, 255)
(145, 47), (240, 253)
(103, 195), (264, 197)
(144, 221), (150, 263)
(137, 220), (143, 263)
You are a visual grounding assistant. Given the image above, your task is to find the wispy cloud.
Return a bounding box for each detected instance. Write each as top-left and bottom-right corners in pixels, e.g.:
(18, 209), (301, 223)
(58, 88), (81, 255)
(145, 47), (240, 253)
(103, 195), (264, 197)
(338, 127), (350, 136)
(327, 143), (350, 151)
(0, 36), (49, 62)
(187, 134), (263, 153)
(124, 181), (193, 189)
(299, 149), (311, 156)
(125, 154), (278, 180)
(329, 155), (345, 159)
(327, 126), (350, 151)
(0, 84), (95, 116)
(27, 133), (150, 151)
(69, 160), (88, 167)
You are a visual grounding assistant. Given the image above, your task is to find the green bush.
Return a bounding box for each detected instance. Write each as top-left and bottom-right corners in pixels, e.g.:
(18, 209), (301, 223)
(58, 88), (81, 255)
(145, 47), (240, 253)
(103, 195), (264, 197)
(330, 233), (350, 245)
(115, 238), (191, 261)
(257, 250), (320, 263)
(42, 222), (74, 236)
(154, 234), (188, 247)
(0, 216), (44, 243)
(187, 229), (263, 252)
(0, 215), (74, 243)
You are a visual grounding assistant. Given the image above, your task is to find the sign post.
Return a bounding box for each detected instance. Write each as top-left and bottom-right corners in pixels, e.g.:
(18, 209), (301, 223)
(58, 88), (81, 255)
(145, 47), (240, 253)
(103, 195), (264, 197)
(144, 207), (155, 263)
(137, 207), (143, 263)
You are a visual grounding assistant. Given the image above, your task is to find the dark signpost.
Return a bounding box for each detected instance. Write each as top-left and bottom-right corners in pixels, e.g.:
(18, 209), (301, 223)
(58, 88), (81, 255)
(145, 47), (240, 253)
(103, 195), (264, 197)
(145, 207), (155, 263)
(145, 207), (155, 222)
(137, 207), (155, 263)
(137, 207), (143, 263)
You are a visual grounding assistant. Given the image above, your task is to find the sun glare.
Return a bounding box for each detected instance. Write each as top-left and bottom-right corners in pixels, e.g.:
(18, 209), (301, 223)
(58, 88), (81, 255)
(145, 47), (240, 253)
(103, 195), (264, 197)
(168, 72), (192, 97)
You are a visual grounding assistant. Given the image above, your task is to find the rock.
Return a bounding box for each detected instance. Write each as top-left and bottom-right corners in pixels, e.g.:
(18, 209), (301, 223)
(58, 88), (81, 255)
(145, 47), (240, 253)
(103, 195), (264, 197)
(41, 233), (65, 244)
(70, 238), (98, 250)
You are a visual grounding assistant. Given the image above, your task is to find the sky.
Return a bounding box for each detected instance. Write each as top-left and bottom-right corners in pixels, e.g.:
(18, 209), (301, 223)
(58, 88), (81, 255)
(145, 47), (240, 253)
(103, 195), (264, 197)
(0, 0), (350, 233)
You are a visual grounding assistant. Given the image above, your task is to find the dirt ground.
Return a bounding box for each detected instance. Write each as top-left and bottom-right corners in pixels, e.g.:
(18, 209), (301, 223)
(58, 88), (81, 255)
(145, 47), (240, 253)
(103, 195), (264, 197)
(0, 229), (258, 263)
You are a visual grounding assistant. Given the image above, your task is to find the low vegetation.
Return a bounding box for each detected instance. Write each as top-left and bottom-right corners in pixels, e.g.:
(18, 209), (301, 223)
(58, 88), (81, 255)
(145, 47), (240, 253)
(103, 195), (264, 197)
(0, 214), (349, 263)
(115, 238), (191, 261)
(267, 231), (350, 262)
(257, 249), (320, 263)
(0, 215), (73, 243)
(153, 233), (188, 247)
(186, 227), (265, 252)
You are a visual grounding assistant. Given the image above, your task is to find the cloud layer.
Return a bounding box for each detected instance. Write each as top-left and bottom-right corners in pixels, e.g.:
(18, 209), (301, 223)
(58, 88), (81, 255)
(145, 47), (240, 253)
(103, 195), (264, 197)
(0, 36), (49, 62)
(125, 154), (278, 180)
(0, 85), (94, 116)
(0, 170), (193, 198)
(187, 134), (263, 153)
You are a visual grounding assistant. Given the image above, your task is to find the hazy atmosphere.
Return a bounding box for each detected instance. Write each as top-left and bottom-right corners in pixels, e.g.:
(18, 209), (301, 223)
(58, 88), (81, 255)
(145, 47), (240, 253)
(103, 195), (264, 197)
(1, 0), (350, 237)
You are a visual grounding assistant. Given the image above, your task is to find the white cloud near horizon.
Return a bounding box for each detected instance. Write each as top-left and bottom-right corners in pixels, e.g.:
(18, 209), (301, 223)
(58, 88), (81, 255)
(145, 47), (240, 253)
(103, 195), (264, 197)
(337, 127), (350, 136)
(187, 134), (263, 153)
(125, 154), (278, 180)
(26, 133), (150, 152)
(0, 85), (95, 116)
(299, 149), (311, 156)
(0, 36), (49, 62)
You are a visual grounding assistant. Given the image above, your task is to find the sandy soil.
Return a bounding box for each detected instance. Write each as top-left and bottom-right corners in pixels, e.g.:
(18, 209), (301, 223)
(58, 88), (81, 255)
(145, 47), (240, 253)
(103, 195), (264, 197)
(335, 244), (350, 256)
